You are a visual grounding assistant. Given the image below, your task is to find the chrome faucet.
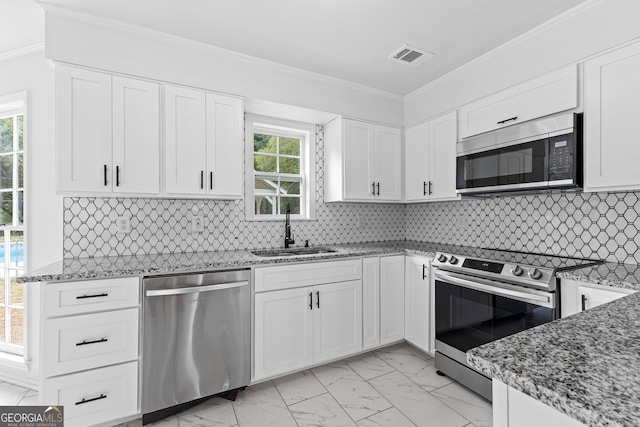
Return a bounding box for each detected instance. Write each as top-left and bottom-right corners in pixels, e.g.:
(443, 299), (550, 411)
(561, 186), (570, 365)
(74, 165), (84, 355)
(284, 203), (295, 248)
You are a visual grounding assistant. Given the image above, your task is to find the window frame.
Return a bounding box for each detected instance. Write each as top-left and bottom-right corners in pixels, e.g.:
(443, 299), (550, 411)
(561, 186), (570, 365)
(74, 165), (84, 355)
(245, 114), (316, 221)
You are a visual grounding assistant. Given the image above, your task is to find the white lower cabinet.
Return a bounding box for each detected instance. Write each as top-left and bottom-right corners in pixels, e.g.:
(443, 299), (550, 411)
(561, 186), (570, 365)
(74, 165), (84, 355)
(404, 256), (432, 353)
(39, 277), (141, 427)
(561, 279), (635, 317)
(253, 260), (362, 381)
(362, 255), (405, 350)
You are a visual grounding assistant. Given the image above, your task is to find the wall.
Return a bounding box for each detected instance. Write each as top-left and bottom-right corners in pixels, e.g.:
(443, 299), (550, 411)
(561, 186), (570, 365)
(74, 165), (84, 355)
(405, 0), (640, 126)
(63, 126), (405, 258)
(406, 192), (640, 265)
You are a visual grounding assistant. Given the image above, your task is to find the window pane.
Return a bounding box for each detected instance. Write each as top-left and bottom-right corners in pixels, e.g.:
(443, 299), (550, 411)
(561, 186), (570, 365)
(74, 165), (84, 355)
(0, 192), (12, 225)
(10, 273), (21, 307)
(10, 307), (23, 346)
(0, 307), (4, 342)
(254, 154), (277, 173)
(0, 155), (12, 189)
(17, 191), (23, 226)
(0, 274), (4, 306)
(254, 178), (278, 195)
(254, 133), (277, 154)
(17, 153), (23, 188)
(0, 118), (12, 154)
(255, 196), (276, 215)
(10, 231), (23, 268)
(280, 179), (301, 195)
(279, 197), (301, 215)
(280, 137), (300, 156)
(279, 157), (300, 174)
(17, 116), (23, 151)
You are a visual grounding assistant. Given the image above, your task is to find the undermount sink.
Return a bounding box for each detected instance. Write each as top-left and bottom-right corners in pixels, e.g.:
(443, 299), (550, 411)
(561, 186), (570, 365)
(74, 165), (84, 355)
(251, 247), (337, 257)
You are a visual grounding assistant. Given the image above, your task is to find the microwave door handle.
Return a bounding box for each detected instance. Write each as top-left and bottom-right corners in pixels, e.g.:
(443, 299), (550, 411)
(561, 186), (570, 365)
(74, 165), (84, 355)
(434, 270), (553, 307)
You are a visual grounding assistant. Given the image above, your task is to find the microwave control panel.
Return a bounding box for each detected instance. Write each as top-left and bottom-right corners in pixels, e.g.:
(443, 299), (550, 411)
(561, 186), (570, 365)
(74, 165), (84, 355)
(548, 136), (573, 180)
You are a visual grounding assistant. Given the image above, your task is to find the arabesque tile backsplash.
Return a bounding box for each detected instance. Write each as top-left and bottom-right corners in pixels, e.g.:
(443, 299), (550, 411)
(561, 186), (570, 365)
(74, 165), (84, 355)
(63, 126), (640, 264)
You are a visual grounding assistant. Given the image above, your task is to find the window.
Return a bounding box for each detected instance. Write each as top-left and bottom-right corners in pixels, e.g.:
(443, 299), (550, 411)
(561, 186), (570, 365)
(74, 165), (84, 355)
(0, 96), (25, 356)
(246, 115), (315, 220)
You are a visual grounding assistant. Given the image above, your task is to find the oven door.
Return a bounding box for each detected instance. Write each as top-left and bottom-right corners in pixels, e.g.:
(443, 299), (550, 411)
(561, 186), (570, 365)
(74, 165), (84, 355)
(456, 137), (548, 194)
(434, 269), (557, 365)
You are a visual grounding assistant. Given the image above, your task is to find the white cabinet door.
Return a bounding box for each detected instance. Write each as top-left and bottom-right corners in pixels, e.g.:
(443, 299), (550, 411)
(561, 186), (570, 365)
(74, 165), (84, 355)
(164, 85), (207, 195)
(405, 256), (431, 352)
(428, 111), (458, 201)
(344, 119), (375, 200)
(112, 76), (160, 194)
(374, 125), (402, 201)
(561, 279), (635, 317)
(405, 123), (430, 201)
(584, 41), (640, 192)
(56, 65), (112, 193)
(362, 257), (380, 350)
(380, 256), (405, 345)
(205, 93), (244, 198)
(459, 65), (578, 138)
(254, 287), (314, 380)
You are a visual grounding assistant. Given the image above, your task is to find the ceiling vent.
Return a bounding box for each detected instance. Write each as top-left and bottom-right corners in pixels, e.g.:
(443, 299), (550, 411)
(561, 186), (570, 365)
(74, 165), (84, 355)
(388, 44), (434, 66)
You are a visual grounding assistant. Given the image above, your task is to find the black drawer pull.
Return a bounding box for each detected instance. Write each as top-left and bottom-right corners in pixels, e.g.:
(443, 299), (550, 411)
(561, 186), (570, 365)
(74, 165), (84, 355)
(116, 165), (120, 187)
(422, 264), (427, 280)
(316, 291), (320, 308)
(309, 292), (313, 310)
(428, 181), (433, 195)
(376, 182), (380, 196)
(497, 116), (518, 125)
(581, 294), (587, 311)
(200, 171), (204, 189)
(371, 182), (376, 196)
(76, 293), (109, 300)
(103, 165), (108, 186)
(76, 338), (108, 347)
(209, 171), (213, 190)
(76, 394), (107, 406)
(423, 182), (427, 196)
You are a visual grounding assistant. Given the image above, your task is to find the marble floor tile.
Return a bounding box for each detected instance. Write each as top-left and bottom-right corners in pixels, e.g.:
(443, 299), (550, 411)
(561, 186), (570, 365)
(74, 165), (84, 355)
(178, 397), (238, 427)
(273, 369), (327, 406)
(376, 345), (452, 391)
(431, 382), (492, 427)
(369, 370), (469, 427)
(312, 360), (361, 386)
(289, 392), (357, 427)
(356, 407), (416, 427)
(232, 381), (297, 427)
(345, 352), (396, 381)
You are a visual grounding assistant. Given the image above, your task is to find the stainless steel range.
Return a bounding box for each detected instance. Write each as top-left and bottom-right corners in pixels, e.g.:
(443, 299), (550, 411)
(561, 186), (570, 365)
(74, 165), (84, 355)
(432, 248), (599, 401)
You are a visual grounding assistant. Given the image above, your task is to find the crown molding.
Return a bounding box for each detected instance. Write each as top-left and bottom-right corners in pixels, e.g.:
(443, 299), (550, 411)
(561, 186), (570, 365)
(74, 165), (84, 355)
(38, 4), (403, 102)
(405, 0), (605, 101)
(0, 43), (45, 63)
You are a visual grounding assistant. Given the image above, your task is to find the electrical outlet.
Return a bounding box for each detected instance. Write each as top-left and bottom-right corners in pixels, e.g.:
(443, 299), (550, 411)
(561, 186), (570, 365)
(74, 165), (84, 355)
(192, 215), (204, 233)
(116, 216), (131, 234)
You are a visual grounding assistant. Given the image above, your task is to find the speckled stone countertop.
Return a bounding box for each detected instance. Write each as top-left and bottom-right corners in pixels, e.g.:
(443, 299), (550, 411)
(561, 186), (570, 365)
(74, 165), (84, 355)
(557, 261), (640, 291)
(18, 240), (470, 283)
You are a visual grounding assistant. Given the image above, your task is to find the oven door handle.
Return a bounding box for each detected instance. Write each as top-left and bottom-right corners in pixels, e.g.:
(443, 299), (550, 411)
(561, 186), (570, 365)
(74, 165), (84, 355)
(434, 270), (554, 308)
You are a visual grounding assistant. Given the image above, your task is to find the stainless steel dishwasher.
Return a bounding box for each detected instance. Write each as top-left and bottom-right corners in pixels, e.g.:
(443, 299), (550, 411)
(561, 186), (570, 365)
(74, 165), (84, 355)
(142, 269), (250, 424)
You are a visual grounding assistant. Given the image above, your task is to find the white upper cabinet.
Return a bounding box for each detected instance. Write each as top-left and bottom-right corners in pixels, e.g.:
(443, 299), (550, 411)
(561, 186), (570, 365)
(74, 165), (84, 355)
(584, 41), (640, 192)
(405, 111), (458, 202)
(57, 65), (160, 194)
(459, 65), (578, 139)
(164, 86), (244, 198)
(324, 118), (402, 202)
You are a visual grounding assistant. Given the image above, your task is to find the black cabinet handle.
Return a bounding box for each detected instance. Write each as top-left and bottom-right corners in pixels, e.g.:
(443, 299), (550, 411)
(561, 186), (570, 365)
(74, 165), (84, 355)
(376, 182), (380, 196)
(76, 293), (109, 300)
(200, 171), (204, 189)
(316, 291), (320, 308)
(372, 182), (376, 196)
(209, 172), (213, 190)
(309, 292), (313, 310)
(423, 182), (427, 196)
(76, 394), (107, 406)
(103, 165), (108, 186)
(428, 181), (433, 195)
(581, 294), (587, 311)
(76, 338), (108, 347)
(116, 166), (120, 187)
(422, 264), (427, 280)
(497, 116), (518, 125)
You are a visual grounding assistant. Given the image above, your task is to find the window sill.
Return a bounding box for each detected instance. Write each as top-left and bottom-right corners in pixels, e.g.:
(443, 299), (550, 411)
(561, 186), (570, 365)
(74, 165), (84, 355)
(245, 216), (318, 222)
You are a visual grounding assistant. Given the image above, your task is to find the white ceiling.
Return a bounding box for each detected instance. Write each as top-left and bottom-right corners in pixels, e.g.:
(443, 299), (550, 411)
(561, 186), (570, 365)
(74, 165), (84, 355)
(0, 0), (44, 54)
(13, 0), (587, 96)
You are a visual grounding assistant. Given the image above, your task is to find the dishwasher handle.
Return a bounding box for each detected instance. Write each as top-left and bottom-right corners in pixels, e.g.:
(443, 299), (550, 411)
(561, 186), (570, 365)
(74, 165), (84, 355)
(146, 280), (249, 297)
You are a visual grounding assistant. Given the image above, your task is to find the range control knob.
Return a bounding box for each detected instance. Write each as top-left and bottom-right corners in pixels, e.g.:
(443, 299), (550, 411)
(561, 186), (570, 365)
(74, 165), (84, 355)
(437, 254), (448, 263)
(511, 265), (523, 276)
(529, 268), (542, 280)
(448, 256), (459, 265)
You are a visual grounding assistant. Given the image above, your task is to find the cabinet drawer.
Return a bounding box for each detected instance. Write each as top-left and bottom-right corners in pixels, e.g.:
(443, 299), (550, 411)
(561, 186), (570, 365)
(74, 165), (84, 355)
(43, 277), (140, 317)
(41, 362), (138, 427)
(255, 259), (362, 292)
(43, 309), (139, 377)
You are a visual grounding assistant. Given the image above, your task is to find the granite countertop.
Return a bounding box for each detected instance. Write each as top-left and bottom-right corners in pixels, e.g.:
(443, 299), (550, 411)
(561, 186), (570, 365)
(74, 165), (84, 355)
(18, 240), (470, 283)
(557, 261), (640, 291)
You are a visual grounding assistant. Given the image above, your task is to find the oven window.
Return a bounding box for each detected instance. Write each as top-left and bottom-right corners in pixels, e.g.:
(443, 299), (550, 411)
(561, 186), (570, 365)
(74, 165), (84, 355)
(435, 280), (554, 353)
(457, 139), (547, 190)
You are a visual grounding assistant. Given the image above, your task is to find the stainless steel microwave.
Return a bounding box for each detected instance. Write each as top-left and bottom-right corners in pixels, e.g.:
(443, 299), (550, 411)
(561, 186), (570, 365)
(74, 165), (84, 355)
(456, 112), (582, 196)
